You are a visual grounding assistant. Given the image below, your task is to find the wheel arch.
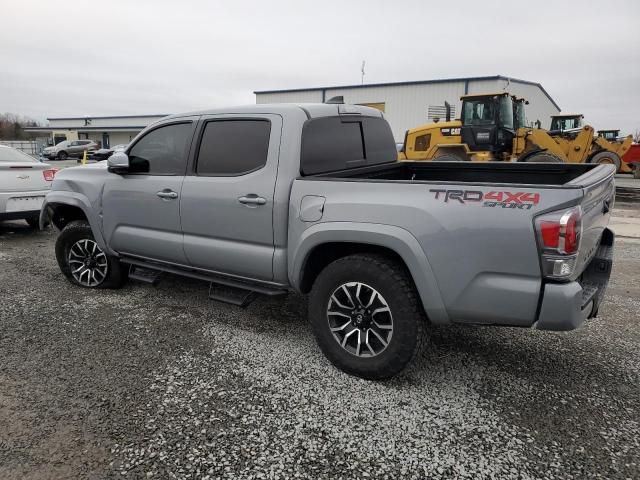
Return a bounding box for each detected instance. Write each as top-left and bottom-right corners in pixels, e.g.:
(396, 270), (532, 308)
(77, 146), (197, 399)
(42, 192), (112, 254)
(290, 222), (449, 325)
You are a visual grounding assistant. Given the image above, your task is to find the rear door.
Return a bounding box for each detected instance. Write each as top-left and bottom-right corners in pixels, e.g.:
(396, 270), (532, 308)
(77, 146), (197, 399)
(180, 114), (282, 281)
(101, 119), (197, 264)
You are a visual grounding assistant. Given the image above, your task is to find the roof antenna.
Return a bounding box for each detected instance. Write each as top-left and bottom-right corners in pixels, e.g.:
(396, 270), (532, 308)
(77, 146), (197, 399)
(361, 60), (366, 85)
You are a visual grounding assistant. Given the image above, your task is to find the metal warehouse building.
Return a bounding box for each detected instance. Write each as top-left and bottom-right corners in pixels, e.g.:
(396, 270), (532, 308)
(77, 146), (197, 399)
(255, 75), (560, 141)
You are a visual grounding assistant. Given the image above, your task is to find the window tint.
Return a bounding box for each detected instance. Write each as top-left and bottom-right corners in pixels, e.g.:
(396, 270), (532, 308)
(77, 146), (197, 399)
(301, 116), (396, 175)
(128, 122), (192, 175)
(196, 120), (270, 175)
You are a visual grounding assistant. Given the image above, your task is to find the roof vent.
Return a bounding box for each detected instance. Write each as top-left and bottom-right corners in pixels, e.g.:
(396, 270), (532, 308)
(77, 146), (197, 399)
(325, 96), (344, 104)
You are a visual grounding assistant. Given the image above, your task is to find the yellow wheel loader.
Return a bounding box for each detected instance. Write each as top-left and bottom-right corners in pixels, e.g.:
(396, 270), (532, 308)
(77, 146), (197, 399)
(400, 93), (633, 172)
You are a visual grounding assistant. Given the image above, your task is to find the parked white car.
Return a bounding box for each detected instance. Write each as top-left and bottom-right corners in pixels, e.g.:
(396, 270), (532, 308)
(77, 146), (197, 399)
(0, 145), (57, 228)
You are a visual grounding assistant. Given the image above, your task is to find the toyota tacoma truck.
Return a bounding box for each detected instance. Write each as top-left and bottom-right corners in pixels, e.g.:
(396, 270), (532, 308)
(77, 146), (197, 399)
(41, 103), (615, 379)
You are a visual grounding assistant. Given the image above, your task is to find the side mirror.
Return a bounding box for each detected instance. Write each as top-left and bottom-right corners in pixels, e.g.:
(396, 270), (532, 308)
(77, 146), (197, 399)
(107, 151), (130, 173)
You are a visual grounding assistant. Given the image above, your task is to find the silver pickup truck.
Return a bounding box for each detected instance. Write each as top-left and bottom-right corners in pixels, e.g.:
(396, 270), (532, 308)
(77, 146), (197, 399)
(42, 103), (615, 379)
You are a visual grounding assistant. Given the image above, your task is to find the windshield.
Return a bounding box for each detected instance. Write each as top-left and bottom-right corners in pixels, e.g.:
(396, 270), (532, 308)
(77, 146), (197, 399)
(551, 117), (581, 131)
(462, 98), (496, 126)
(0, 146), (38, 163)
(514, 101), (527, 129)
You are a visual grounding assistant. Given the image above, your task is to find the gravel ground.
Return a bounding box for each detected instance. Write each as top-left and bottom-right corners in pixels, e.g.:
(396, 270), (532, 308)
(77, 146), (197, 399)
(0, 218), (639, 479)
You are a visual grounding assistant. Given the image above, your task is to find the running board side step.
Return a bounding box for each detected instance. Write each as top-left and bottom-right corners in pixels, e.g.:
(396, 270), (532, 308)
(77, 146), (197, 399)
(121, 256), (287, 307)
(209, 283), (258, 308)
(128, 265), (162, 285)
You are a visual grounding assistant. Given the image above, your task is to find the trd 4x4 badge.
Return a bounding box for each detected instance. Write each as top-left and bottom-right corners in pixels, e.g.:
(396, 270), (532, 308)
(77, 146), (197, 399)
(430, 189), (541, 209)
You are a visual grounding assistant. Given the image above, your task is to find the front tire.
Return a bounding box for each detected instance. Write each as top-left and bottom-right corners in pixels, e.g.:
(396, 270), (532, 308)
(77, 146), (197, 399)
(55, 220), (126, 289)
(589, 151), (622, 172)
(57, 151), (68, 160)
(309, 254), (426, 380)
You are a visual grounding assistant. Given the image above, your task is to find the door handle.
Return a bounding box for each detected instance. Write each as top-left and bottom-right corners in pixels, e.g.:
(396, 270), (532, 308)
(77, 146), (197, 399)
(157, 190), (178, 200)
(238, 195), (266, 206)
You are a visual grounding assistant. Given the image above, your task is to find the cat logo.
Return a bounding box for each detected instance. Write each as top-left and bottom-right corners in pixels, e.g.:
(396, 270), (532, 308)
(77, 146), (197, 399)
(440, 127), (461, 136)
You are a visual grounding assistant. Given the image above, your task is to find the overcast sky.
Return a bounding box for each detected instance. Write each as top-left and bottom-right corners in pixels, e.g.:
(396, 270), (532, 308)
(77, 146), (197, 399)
(1, 0), (639, 133)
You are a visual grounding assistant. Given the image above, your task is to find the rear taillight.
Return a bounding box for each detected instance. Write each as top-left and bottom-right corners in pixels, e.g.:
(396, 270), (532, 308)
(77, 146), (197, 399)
(43, 168), (58, 181)
(535, 206), (582, 279)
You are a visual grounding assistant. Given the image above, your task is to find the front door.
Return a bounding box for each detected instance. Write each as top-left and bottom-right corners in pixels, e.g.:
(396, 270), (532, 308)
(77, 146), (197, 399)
(102, 119), (197, 265)
(180, 114), (281, 281)
(102, 133), (110, 149)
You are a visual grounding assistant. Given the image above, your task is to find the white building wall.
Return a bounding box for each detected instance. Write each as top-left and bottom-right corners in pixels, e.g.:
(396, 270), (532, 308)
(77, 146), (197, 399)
(256, 90), (323, 104)
(323, 82), (467, 140)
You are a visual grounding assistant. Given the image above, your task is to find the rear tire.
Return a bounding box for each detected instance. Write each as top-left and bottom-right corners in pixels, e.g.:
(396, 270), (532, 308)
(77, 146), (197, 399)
(57, 151), (68, 160)
(55, 220), (127, 289)
(309, 254), (426, 380)
(589, 151), (622, 172)
(521, 152), (563, 163)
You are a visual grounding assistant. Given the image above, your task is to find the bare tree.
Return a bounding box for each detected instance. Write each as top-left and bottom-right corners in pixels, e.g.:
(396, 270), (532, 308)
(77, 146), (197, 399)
(633, 129), (640, 143)
(0, 113), (41, 140)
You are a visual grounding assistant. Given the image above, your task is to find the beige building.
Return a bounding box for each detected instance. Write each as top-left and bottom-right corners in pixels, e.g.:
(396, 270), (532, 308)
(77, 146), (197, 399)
(25, 114), (168, 148)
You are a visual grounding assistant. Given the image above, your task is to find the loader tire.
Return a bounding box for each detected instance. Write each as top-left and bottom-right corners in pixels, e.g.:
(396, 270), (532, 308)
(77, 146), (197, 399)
(589, 151), (621, 173)
(521, 152), (563, 163)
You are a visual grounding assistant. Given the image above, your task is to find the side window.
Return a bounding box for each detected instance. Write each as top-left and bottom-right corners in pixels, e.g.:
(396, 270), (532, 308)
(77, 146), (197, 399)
(69, 141), (79, 146)
(128, 122), (192, 175)
(196, 120), (270, 175)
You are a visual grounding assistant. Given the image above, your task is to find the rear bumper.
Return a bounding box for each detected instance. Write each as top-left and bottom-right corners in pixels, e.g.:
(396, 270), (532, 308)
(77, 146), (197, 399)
(535, 228), (614, 331)
(0, 210), (41, 221)
(0, 190), (49, 217)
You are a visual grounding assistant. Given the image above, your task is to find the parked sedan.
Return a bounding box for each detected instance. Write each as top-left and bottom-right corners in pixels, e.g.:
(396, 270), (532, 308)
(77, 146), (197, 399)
(0, 145), (57, 228)
(90, 144), (128, 161)
(43, 139), (98, 160)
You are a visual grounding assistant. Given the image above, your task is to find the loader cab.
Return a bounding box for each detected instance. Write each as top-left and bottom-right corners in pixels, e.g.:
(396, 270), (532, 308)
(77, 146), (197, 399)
(460, 92), (515, 153)
(597, 129), (621, 141)
(549, 114), (584, 136)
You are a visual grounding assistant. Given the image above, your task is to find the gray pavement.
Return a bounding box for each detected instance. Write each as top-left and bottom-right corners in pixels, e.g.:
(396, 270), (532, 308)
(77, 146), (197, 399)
(0, 219), (638, 479)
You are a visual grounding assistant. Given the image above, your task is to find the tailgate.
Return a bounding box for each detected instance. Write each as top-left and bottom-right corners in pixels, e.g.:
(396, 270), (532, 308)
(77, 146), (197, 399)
(572, 164), (616, 275)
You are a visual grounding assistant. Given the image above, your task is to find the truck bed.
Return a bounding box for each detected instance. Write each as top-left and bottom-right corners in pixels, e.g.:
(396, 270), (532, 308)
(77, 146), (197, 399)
(311, 161), (600, 187)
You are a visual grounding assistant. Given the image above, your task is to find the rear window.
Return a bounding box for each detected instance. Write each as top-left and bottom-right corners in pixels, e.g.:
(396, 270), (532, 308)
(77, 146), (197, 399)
(0, 147), (37, 163)
(301, 116), (397, 175)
